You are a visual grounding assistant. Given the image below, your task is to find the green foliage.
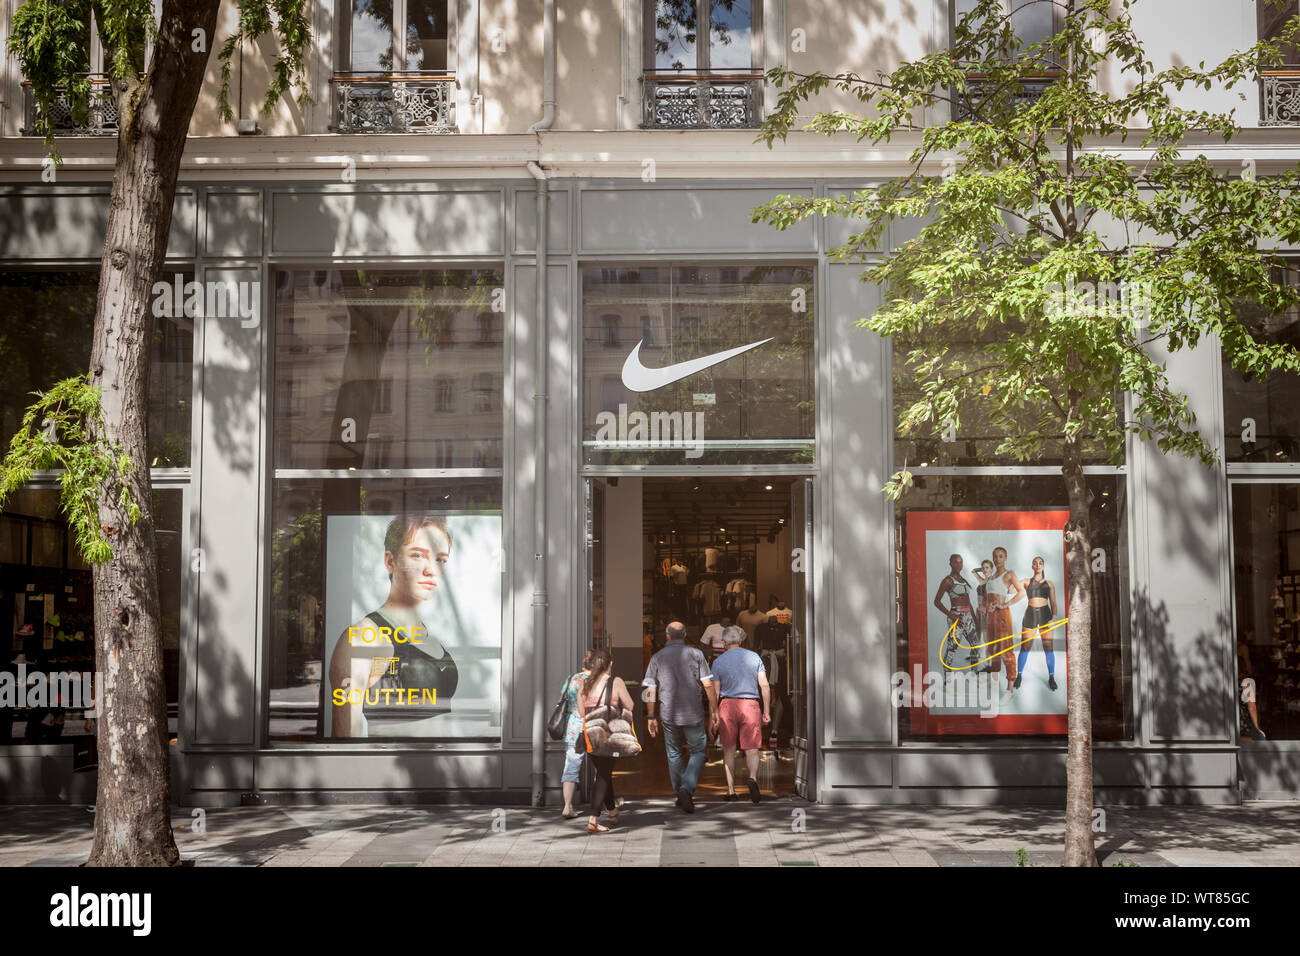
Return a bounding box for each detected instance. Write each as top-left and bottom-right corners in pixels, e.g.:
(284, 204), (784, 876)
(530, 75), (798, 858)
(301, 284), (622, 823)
(1110, 857), (1140, 867)
(7, 0), (312, 159)
(1015, 846), (1030, 867)
(0, 376), (140, 566)
(755, 0), (1300, 495)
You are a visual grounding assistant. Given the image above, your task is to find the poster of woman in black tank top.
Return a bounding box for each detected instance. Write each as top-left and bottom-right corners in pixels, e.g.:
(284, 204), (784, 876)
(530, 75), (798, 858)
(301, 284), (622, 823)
(324, 512), (502, 739)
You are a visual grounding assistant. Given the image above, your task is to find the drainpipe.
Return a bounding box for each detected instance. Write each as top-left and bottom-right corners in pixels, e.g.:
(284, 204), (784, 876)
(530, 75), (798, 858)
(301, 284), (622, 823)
(526, 159), (550, 809)
(526, 0), (556, 808)
(527, 0), (557, 135)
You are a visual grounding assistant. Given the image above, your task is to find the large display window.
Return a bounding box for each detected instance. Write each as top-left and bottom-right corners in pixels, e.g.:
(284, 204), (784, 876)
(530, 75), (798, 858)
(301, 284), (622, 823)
(892, 324), (1119, 469)
(1231, 482), (1300, 741)
(1, 487), (182, 745)
(0, 270), (193, 468)
(1223, 261), (1300, 463)
(581, 263), (815, 466)
(268, 267), (505, 743)
(895, 475), (1131, 741)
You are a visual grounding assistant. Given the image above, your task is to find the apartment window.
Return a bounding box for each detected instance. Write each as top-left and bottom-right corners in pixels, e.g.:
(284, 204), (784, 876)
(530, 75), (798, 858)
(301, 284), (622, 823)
(601, 314), (622, 348)
(1261, 1), (1300, 126)
(952, 0), (1063, 120)
(333, 0), (457, 133)
(642, 1), (764, 129)
(476, 312), (502, 346)
(640, 315), (659, 348)
(433, 376), (455, 413)
(470, 372), (499, 414)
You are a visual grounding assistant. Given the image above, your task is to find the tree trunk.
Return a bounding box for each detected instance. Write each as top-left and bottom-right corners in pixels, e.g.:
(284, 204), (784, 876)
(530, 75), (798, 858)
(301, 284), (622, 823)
(1061, 429), (1098, 867)
(86, 0), (220, 867)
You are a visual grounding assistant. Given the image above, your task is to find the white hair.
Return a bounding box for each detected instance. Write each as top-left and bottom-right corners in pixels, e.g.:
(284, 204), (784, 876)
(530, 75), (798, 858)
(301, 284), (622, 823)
(722, 625), (745, 646)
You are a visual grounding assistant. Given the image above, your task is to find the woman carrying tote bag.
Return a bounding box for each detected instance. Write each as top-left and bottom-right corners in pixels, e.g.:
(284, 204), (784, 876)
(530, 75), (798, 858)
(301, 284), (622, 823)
(578, 648), (638, 833)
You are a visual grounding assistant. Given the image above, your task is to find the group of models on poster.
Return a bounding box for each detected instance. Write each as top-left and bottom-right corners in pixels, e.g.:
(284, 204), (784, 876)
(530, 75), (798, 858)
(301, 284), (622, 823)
(932, 547), (1061, 695)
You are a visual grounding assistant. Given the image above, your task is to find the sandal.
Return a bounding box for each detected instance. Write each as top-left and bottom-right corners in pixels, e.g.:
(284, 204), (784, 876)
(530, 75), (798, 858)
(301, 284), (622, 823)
(587, 820), (610, 833)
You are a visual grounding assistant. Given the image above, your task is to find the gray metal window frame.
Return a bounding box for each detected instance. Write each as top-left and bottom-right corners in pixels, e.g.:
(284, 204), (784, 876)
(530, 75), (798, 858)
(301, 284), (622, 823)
(264, 257), (509, 749)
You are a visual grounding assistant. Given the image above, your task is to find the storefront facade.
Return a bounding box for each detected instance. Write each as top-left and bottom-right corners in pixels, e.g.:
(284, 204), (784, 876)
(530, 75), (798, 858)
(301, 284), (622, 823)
(2, 1), (1300, 806)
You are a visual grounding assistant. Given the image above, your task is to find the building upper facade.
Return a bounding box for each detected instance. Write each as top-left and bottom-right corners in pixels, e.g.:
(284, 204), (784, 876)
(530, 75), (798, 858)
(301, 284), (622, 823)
(0, 0), (1295, 149)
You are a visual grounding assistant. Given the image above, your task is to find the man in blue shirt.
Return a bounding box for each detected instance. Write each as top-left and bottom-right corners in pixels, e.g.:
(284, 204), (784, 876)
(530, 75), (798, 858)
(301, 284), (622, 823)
(710, 626), (770, 803)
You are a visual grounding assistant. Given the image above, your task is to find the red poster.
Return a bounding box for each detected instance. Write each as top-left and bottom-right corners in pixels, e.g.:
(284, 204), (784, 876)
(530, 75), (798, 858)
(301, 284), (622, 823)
(905, 509), (1070, 735)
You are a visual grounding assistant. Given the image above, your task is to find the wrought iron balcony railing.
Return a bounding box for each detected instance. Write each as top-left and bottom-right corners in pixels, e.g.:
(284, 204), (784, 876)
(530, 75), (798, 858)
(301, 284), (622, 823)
(641, 73), (763, 130)
(953, 73), (1059, 121)
(331, 74), (457, 134)
(1262, 71), (1300, 126)
(21, 77), (119, 136)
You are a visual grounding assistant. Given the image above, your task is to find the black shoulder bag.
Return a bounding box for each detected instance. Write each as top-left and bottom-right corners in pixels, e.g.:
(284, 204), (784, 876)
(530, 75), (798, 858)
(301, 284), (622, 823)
(547, 675), (574, 742)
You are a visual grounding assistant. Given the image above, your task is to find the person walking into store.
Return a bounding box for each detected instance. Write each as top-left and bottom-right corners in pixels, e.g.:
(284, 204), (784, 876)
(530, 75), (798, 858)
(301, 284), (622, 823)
(711, 625), (770, 804)
(581, 648), (636, 833)
(559, 650), (596, 818)
(644, 621), (719, 814)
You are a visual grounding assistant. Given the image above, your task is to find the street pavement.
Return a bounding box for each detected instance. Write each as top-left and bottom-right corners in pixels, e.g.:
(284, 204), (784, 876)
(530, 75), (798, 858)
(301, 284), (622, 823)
(1, 799), (1298, 866)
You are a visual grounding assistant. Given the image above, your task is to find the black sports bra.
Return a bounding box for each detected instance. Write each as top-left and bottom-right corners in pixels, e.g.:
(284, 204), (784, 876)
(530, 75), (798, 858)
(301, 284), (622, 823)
(1026, 578), (1051, 599)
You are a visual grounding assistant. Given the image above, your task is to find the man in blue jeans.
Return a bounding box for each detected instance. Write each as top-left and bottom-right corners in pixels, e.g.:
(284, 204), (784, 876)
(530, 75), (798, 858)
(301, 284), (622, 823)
(644, 621), (719, 813)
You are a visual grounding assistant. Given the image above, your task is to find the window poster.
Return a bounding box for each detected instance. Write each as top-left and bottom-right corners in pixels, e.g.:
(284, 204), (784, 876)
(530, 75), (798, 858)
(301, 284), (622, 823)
(323, 513), (502, 739)
(905, 509), (1070, 734)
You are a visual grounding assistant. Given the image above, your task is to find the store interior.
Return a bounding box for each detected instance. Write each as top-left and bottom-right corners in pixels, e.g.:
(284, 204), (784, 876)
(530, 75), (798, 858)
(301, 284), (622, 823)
(589, 475), (807, 797)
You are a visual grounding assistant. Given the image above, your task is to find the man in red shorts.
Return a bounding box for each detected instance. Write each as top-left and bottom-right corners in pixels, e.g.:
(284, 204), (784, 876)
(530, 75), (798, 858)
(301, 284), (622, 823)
(710, 626), (771, 803)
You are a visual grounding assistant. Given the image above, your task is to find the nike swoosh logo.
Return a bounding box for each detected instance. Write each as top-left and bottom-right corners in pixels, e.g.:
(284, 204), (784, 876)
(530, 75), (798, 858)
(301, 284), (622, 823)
(620, 338), (773, 392)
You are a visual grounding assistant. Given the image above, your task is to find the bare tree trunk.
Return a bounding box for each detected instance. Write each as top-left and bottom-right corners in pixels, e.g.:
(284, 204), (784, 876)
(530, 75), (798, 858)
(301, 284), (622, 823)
(86, 0), (220, 867)
(1061, 422), (1098, 867)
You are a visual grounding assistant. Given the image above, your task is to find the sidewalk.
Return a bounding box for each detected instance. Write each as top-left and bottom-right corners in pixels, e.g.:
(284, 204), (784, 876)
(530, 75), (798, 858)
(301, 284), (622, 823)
(2, 800), (1297, 867)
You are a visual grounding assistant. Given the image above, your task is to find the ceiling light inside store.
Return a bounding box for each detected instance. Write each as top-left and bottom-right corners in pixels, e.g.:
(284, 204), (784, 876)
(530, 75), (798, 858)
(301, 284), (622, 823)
(765, 484), (773, 491)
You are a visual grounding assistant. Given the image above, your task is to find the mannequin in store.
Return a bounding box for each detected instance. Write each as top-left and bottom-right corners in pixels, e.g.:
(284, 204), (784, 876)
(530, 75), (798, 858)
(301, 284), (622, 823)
(694, 576), (723, 617)
(737, 599), (767, 644)
(701, 617), (732, 658)
(754, 614), (789, 749)
(765, 599), (793, 625)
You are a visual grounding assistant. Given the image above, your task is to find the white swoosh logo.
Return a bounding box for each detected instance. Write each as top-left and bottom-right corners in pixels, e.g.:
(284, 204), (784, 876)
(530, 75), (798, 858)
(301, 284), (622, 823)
(620, 338), (773, 392)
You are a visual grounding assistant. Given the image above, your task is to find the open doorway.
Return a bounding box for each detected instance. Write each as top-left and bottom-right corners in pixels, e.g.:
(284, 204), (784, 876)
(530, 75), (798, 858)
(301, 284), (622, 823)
(586, 475), (812, 798)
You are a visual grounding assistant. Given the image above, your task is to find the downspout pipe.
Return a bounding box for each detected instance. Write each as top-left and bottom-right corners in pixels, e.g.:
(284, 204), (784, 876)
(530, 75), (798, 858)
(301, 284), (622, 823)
(526, 167), (551, 810)
(527, 0), (557, 134)
(527, 0), (557, 810)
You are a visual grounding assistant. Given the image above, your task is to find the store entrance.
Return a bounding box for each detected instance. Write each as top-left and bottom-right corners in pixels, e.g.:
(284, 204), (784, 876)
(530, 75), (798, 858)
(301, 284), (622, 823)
(586, 475), (813, 798)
